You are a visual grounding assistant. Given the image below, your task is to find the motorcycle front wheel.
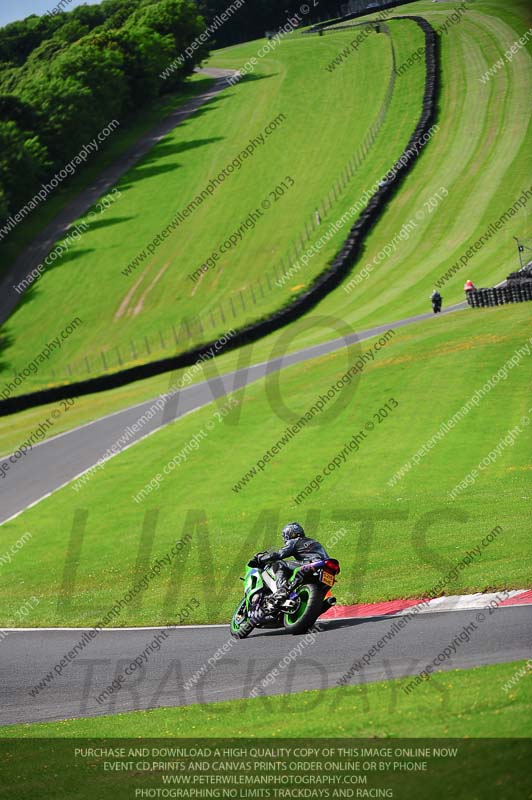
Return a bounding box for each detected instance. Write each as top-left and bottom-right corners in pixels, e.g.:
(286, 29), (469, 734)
(283, 584), (323, 635)
(230, 599), (254, 639)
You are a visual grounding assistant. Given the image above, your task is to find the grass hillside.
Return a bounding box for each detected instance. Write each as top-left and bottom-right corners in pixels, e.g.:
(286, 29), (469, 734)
(0, 0), (528, 412)
(0, 17), (426, 393)
(0, 304), (530, 627)
(316, 0), (532, 329)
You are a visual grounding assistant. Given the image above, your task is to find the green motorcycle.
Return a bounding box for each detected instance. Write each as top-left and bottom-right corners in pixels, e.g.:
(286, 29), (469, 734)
(230, 552), (340, 638)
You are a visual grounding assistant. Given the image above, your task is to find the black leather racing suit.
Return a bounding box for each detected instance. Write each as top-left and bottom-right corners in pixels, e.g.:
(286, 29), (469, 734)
(260, 537), (330, 595)
(431, 291), (442, 313)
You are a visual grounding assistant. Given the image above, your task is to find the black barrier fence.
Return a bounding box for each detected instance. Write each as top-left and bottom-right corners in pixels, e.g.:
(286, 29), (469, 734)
(467, 268), (532, 308)
(1, 738), (531, 799)
(467, 282), (532, 308)
(507, 265), (532, 281)
(0, 15), (439, 418)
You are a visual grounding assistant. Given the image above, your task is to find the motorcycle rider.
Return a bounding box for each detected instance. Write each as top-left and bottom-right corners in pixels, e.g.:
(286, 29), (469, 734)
(256, 522), (330, 605)
(431, 290), (442, 313)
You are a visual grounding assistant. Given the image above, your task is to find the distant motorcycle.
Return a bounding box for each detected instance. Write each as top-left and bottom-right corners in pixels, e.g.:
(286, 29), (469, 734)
(230, 552), (340, 638)
(431, 291), (442, 313)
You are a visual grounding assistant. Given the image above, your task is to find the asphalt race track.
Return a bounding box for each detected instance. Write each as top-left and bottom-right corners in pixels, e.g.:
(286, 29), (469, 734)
(0, 303), (527, 729)
(0, 303), (465, 525)
(1, 607), (530, 725)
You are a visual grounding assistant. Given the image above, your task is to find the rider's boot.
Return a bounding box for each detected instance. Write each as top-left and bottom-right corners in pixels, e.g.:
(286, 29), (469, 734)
(271, 577), (290, 606)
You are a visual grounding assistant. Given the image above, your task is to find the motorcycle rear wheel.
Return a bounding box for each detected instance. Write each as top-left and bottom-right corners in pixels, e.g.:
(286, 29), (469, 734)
(283, 584), (323, 635)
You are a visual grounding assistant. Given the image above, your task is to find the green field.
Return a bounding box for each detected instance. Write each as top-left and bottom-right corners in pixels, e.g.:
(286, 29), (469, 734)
(1, 661), (530, 738)
(0, 0), (531, 754)
(1, 304), (530, 627)
(317, 0), (532, 329)
(0, 0), (528, 420)
(3, 0), (530, 398)
(1, 662), (530, 798)
(0, 17), (426, 393)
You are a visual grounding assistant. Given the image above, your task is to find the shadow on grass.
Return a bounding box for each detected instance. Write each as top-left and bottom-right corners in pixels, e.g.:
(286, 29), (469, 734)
(0, 328), (14, 385)
(76, 215), (135, 233)
(224, 72), (279, 87)
(118, 132), (226, 191)
(140, 137), (223, 163)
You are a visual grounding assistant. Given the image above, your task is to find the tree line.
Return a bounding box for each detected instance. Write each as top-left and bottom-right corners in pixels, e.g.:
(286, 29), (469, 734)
(0, 0), (207, 225)
(198, 0), (342, 46)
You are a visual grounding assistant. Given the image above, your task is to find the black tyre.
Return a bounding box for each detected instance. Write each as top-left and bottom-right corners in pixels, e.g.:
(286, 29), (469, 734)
(230, 599), (254, 639)
(283, 584), (323, 635)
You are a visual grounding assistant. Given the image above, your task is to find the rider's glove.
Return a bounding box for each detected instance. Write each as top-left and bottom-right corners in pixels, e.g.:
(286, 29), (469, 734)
(252, 553), (269, 567)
